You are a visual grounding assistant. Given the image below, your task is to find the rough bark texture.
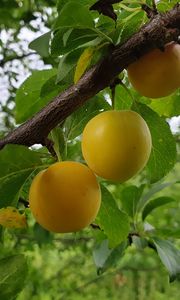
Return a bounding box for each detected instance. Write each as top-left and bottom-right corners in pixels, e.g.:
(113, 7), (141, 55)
(0, 4), (180, 150)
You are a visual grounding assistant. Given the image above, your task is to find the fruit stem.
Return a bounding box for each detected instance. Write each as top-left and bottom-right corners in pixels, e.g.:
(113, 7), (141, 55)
(151, 0), (157, 13)
(120, 81), (135, 103)
(109, 77), (122, 109)
(141, 2), (158, 19)
(42, 137), (58, 159)
(50, 129), (62, 162)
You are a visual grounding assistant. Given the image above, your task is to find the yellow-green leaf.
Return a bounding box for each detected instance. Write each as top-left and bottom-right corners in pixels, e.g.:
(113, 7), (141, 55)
(0, 207), (27, 229)
(74, 47), (94, 83)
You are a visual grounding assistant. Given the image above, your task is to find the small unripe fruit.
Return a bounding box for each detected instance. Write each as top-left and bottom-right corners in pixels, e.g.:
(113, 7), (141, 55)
(127, 43), (180, 98)
(82, 110), (152, 182)
(29, 161), (101, 233)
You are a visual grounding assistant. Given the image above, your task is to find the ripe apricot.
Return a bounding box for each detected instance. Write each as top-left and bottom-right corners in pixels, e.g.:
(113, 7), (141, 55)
(81, 110), (152, 182)
(127, 43), (180, 98)
(29, 161), (101, 233)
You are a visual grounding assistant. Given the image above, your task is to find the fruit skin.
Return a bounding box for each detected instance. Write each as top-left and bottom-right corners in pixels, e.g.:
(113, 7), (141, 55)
(127, 43), (180, 98)
(29, 161), (101, 233)
(82, 110), (152, 182)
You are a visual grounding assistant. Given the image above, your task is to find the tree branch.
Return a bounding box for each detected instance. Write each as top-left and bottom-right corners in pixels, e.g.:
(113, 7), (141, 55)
(0, 4), (179, 151)
(61, 265), (159, 299)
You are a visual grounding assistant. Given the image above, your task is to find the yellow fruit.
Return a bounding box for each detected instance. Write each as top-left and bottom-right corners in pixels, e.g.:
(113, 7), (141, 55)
(29, 161), (101, 233)
(82, 110), (152, 182)
(127, 43), (180, 98)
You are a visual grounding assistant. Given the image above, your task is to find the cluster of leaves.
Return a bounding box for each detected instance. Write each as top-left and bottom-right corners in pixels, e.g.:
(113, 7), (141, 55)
(0, 0), (58, 134)
(0, 0), (180, 299)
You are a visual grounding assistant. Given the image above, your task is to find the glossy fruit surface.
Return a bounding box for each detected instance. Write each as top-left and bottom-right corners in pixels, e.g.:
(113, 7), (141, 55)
(82, 110), (152, 182)
(127, 43), (180, 98)
(29, 161), (101, 233)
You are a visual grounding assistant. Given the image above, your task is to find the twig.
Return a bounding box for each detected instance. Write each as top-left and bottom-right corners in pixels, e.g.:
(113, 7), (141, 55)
(152, 0), (158, 13)
(42, 137), (57, 159)
(60, 265), (159, 299)
(109, 77), (122, 108)
(141, 3), (158, 19)
(90, 223), (101, 230)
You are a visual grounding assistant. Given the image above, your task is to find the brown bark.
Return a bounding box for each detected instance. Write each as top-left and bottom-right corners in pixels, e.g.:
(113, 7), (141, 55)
(0, 4), (179, 151)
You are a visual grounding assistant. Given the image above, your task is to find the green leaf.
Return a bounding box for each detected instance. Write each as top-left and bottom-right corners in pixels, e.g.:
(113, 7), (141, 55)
(120, 185), (145, 218)
(29, 31), (51, 57)
(96, 185), (130, 248)
(0, 145), (42, 178)
(33, 223), (52, 246)
(0, 226), (3, 244)
(66, 141), (82, 161)
(0, 254), (28, 300)
(148, 91), (180, 117)
(0, 170), (34, 208)
(134, 103), (177, 183)
(142, 196), (175, 220)
(51, 28), (99, 56)
(64, 96), (110, 140)
(96, 14), (115, 34)
(93, 28), (113, 43)
(56, 0), (67, 10)
(93, 239), (127, 274)
(93, 240), (112, 269)
(15, 69), (63, 123)
(153, 238), (180, 282)
(137, 181), (176, 213)
(157, 0), (178, 12)
(50, 127), (66, 161)
(114, 84), (133, 110)
(132, 236), (148, 250)
(114, 11), (145, 44)
(0, 9), (18, 28)
(56, 49), (82, 84)
(0, 145), (45, 208)
(57, 0), (96, 11)
(40, 75), (66, 98)
(0, 0), (19, 8)
(54, 1), (94, 29)
(154, 228), (180, 239)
